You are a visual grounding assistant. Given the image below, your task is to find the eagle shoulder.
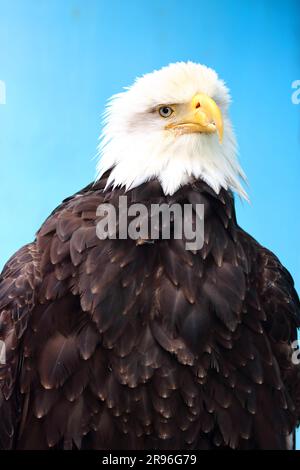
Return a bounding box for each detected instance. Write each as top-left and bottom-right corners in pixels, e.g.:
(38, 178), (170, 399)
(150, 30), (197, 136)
(0, 242), (40, 449)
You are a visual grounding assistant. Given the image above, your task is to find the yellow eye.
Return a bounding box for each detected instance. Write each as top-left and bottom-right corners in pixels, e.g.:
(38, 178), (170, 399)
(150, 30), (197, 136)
(158, 106), (174, 118)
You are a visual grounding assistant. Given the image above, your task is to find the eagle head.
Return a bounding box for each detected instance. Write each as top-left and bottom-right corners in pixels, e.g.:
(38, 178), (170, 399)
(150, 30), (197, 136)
(97, 61), (247, 198)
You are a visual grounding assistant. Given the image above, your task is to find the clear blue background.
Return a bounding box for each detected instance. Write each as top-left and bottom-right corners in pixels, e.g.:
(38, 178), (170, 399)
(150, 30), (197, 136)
(0, 0), (299, 446)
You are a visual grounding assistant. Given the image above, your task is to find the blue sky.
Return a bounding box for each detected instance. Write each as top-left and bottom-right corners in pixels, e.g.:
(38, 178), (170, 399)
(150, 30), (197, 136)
(0, 0), (299, 447)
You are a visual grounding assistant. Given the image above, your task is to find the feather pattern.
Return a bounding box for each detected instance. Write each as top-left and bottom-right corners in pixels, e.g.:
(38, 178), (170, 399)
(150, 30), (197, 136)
(0, 172), (299, 449)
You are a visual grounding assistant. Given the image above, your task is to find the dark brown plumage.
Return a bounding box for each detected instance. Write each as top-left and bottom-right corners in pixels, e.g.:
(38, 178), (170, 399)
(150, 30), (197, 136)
(0, 172), (299, 450)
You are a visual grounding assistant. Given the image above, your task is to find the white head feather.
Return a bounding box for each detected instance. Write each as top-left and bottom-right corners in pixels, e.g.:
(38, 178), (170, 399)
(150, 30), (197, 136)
(96, 61), (247, 199)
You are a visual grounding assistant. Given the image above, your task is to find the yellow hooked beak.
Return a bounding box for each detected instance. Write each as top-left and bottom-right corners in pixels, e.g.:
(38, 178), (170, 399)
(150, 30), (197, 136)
(166, 93), (224, 142)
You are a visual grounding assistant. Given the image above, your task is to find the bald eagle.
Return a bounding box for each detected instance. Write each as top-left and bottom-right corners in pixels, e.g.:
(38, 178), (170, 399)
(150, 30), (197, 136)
(0, 62), (299, 450)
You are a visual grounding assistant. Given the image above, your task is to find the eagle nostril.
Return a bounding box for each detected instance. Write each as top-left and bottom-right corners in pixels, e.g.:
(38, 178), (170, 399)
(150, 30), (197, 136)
(195, 102), (201, 109)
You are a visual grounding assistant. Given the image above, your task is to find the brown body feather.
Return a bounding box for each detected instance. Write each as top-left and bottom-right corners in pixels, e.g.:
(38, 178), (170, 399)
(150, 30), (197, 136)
(0, 173), (299, 449)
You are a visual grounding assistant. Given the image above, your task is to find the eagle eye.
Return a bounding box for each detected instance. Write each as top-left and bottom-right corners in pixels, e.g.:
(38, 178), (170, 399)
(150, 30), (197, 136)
(158, 106), (174, 118)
